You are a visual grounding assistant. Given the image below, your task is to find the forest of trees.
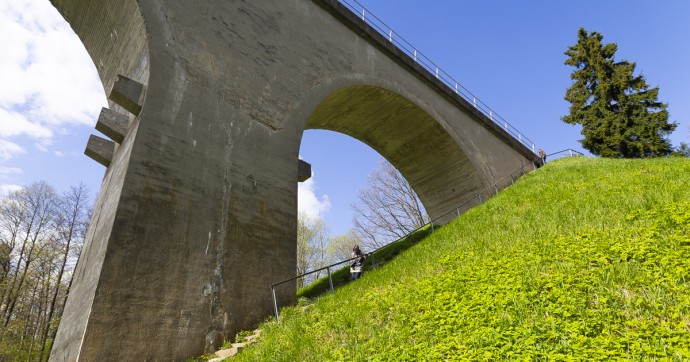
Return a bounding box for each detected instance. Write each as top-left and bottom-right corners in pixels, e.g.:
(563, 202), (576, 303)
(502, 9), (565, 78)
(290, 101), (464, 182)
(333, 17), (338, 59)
(0, 182), (91, 361)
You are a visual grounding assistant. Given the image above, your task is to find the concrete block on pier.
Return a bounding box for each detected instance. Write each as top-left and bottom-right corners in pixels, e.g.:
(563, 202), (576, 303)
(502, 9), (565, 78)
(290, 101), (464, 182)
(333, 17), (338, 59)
(95, 108), (128, 143)
(109, 75), (144, 116)
(298, 159), (311, 182)
(84, 134), (115, 167)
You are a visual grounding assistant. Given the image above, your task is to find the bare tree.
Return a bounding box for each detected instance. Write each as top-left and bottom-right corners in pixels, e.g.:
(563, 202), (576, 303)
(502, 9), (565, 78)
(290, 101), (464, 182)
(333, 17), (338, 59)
(352, 159), (427, 250)
(0, 182), (57, 328)
(38, 184), (90, 361)
(327, 230), (361, 264)
(296, 212), (329, 288)
(0, 182), (91, 361)
(0, 193), (28, 288)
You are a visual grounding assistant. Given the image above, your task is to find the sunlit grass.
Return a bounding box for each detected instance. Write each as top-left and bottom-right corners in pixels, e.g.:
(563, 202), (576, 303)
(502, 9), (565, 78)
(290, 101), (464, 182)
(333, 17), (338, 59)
(232, 157), (690, 361)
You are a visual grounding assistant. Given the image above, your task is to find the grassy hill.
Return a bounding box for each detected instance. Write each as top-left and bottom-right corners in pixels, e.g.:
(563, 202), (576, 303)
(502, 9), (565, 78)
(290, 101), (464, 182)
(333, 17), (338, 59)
(232, 157), (690, 361)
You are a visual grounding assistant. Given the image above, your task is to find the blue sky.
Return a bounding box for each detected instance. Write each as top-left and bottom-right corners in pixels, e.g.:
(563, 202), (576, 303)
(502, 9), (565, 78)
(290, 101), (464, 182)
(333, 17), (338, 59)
(1, 0), (689, 237)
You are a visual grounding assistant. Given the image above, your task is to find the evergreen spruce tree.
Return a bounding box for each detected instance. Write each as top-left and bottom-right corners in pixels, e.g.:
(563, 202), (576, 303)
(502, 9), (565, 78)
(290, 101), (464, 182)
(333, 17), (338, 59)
(562, 28), (677, 157)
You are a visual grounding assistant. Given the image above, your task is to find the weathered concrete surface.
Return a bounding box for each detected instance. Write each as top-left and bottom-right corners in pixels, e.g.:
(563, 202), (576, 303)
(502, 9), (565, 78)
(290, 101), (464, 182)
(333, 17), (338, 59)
(84, 135), (115, 167)
(50, 0), (540, 361)
(95, 108), (128, 143)
(109, 74), (145, 116)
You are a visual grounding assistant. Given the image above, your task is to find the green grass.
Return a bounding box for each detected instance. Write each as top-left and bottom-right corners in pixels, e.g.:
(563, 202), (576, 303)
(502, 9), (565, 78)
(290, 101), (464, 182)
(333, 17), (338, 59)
(233, 157), (690, 361)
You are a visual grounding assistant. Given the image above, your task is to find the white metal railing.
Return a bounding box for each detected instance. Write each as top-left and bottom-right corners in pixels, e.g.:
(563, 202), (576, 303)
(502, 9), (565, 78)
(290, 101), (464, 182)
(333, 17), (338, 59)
(336, 0), (537, 153)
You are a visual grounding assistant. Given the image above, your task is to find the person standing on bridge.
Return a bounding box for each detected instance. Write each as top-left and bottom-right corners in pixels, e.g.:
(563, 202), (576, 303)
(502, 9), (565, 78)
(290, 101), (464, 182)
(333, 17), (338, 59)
(350, 245), (367, 281)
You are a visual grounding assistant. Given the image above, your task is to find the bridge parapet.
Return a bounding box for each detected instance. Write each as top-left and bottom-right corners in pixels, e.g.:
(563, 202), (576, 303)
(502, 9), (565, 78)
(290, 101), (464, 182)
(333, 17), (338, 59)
(324, 0), (537, 155)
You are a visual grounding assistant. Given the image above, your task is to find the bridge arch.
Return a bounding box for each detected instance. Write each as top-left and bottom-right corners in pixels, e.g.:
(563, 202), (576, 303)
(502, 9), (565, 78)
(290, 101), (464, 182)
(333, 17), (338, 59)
(51, 0), (149, 106)
(296, 83), (485, 221)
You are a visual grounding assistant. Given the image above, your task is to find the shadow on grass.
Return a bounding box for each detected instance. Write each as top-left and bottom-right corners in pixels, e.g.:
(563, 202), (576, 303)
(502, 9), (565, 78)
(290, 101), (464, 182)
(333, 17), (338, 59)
(297, 225), (435, 299)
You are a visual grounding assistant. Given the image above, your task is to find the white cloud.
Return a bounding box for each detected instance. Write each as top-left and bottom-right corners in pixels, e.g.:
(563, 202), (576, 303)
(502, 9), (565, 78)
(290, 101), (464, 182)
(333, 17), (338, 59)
(0, 166), (23, 177)
(298, 174), (331, 220)
(0, 140), (25, 161)
(0, 184), (22, 196)
(0, 108), (52, 139)
(0, 0), (106, 160)
(0, 165), (24, 197)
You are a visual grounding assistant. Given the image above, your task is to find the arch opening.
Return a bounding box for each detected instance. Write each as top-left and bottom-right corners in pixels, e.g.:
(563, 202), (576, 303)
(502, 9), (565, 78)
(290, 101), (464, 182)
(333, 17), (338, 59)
(303, 85), (486, 223)
(300, 128), (429, 243)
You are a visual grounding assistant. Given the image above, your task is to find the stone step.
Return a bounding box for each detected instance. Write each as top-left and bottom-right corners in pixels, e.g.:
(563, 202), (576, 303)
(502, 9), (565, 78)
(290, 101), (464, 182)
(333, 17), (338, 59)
(208, 329), (261, 361)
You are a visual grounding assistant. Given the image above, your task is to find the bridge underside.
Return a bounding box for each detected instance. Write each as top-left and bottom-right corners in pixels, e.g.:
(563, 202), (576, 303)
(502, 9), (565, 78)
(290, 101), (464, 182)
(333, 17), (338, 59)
(307, 85), (484, 220)
(49, 0), (539, 360)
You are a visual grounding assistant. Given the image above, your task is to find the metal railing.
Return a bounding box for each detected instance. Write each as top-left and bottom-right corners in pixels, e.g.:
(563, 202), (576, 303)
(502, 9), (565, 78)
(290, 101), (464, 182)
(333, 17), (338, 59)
(547, 149), (585, 160)
(271, 253), (377, 322)
(334, 0), (536, 153)
(270, 149), (584, 321)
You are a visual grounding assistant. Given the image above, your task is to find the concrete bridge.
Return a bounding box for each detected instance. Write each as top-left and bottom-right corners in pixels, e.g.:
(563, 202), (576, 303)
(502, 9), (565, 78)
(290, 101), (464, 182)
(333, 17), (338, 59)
(49, 0), (539, 360)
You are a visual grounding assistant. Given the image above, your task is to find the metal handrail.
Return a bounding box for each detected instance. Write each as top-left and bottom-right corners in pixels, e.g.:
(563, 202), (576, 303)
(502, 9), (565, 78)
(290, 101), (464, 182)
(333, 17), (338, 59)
(546, 149), (585, 159)
(269, 149), (584, 321)
(335, 0), (536, 153)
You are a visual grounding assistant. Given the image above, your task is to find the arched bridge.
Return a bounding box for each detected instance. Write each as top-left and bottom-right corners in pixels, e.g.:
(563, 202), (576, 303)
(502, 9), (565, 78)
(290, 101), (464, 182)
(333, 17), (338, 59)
(49, 0), (540, 360)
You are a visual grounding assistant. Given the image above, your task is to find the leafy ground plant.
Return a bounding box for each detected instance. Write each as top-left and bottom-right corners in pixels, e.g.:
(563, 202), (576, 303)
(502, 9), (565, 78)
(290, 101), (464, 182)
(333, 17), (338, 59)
(231, 157), (690, 361)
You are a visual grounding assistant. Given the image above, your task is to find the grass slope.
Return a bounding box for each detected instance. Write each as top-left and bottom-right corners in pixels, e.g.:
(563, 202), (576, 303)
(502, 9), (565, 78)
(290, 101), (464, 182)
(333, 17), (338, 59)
(234, 157), (690, 361)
